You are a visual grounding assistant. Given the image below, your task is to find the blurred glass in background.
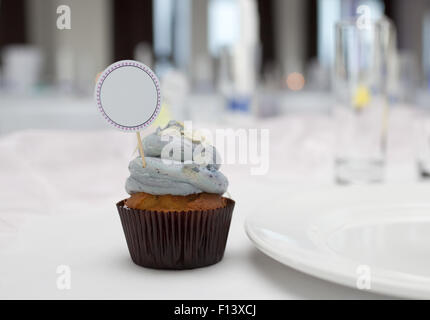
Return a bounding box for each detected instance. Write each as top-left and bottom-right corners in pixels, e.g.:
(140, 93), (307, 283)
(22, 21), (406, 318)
(333, 18), (395, 184)
(415, 10), (430, 178)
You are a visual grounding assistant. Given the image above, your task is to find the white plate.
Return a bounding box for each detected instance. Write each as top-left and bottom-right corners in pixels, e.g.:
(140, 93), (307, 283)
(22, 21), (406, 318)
(245, 184), (430, 299)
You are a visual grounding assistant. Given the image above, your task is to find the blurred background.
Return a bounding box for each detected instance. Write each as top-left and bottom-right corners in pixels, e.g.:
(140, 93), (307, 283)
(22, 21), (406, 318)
(0, 0), (429, 127)
(0, 0), (430, 183)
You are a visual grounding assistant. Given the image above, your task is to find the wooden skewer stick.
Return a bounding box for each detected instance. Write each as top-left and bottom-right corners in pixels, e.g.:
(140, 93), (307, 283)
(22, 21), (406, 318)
(136, 131), (146, 168)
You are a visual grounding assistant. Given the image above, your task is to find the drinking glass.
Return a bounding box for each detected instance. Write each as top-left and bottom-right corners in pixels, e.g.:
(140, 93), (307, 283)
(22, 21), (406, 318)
(416, 12), (430, 178)
(333, 18), (394, 184)
(415, 103), (430, 178)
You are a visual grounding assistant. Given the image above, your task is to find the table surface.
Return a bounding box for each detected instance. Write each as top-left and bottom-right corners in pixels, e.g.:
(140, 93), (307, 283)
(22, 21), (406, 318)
(0, 106), (421, 299)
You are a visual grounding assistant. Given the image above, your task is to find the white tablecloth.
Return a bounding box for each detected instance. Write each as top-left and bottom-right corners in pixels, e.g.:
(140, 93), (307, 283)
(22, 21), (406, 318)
(0, 107), (421, 299)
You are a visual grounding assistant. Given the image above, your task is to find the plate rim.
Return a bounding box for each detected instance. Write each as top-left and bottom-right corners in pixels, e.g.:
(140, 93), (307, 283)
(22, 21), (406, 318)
(244, 184), (430, 299)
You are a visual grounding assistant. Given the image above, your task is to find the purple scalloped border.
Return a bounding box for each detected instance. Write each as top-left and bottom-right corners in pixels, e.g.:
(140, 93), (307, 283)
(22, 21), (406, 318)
(95, 60), (161, 131)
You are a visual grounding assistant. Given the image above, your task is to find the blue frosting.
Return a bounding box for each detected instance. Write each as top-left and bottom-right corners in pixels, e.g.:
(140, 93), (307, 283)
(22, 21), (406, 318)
(125, 121), (228, 196)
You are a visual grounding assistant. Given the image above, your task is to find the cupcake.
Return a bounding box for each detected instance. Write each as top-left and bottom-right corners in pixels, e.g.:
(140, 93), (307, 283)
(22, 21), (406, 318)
(117, 121), (235, 269)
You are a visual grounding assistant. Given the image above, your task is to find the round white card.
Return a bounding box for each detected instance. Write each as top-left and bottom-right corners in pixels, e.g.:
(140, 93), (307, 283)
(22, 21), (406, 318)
(95, 60), (161, 131)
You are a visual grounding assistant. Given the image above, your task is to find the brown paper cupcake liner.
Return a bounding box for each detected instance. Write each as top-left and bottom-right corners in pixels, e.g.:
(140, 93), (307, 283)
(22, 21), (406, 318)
(116, 198), (235, 270)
